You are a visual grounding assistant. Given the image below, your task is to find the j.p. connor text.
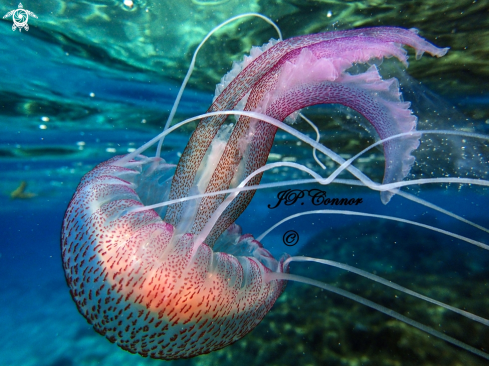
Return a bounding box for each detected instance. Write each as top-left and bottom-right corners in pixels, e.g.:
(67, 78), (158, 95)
(268, 189), (363, 209)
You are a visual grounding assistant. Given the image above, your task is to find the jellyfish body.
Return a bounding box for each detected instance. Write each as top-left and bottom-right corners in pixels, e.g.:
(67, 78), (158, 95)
(61, 154), (286, 359)
(61, 25), (457, 359)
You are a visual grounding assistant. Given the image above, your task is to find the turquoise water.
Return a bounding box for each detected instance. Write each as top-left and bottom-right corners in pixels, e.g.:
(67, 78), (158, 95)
(1, 1), (489, 365)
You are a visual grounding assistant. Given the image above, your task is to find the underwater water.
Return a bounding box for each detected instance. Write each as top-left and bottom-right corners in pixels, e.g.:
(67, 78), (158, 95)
(1, 1), (489, 365)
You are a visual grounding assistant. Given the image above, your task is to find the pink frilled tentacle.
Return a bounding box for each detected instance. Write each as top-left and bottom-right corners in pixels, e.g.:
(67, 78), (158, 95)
(264, 61), (421, 204)
(193, 36), (413, 244)
(166, 27), (448, 245)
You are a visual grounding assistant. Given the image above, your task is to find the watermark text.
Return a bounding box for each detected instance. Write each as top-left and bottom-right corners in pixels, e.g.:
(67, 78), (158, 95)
(268, 189), (363, 209)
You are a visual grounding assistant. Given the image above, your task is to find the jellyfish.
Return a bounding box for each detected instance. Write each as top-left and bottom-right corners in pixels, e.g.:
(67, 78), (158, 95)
(61, 13), (489, 362)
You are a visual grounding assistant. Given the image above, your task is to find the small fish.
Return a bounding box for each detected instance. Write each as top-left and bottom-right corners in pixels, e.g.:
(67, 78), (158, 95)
(10, 181), (36, 199)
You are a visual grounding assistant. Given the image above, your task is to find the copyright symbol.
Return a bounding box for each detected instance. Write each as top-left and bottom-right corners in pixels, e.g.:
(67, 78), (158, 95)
(283, 230), (299, 246)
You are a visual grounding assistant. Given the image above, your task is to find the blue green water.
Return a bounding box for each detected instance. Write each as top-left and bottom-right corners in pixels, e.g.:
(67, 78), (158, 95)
(1, 1), (489, 365)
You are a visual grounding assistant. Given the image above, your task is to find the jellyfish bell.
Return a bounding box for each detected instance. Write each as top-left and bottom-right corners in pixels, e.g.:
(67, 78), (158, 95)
(61, 13), (489, 362)
(62, 151), (288, 359)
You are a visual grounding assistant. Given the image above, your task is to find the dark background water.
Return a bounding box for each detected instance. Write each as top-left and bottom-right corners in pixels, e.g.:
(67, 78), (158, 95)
(1, 1), (488, 365)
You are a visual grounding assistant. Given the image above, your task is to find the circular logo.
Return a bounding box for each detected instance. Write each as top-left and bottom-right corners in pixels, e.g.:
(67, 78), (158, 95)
(13, 9), (28, 28)
(3, 4), (38, 32)
(283, 230), (299, 246)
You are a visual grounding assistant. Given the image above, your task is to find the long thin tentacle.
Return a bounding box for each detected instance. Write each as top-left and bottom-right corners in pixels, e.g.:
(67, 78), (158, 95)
(265, 272), (489, 361)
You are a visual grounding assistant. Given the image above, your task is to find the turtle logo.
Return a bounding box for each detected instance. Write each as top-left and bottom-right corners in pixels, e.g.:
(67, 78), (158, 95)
(3, 3), (38, 32)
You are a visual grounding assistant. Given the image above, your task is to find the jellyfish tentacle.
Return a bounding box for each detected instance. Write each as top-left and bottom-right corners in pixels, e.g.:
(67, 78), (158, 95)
(299, 113), (326, 169)
(130, 170), (489, 248)
(256, 209), (489, 250)
(114, 109), (489, 239)
(285, 256), (489, 326)
(156, 12), (282, 154)
(267, 76), (419, 203)
(265, 271), (489, 361)
(191, 156), (489, 250)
